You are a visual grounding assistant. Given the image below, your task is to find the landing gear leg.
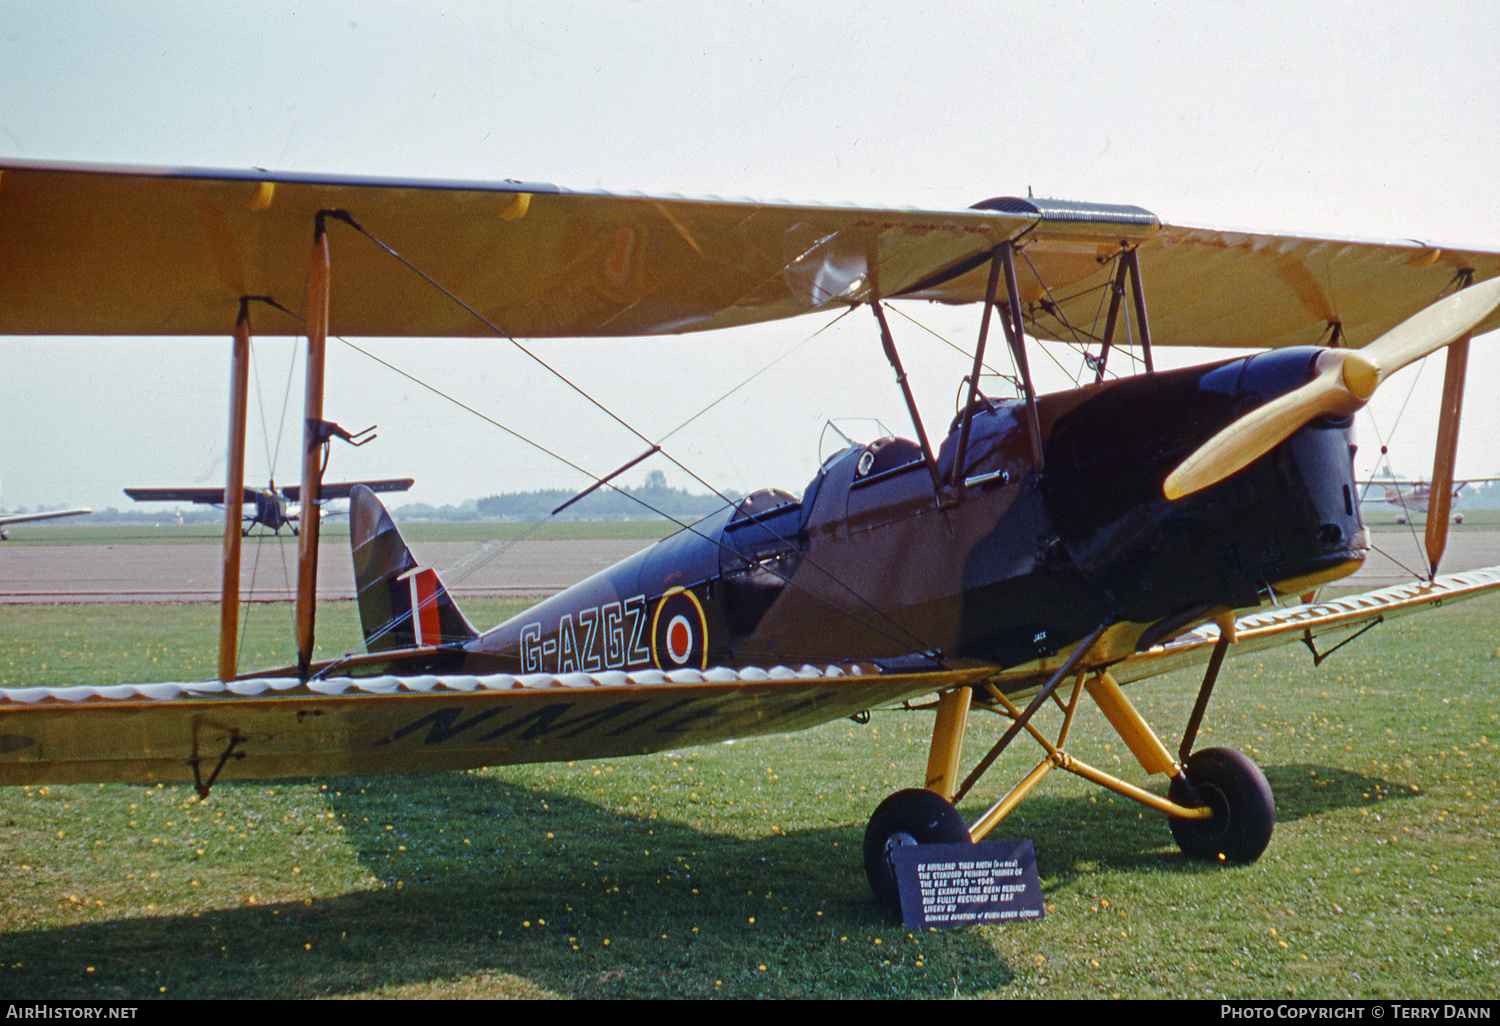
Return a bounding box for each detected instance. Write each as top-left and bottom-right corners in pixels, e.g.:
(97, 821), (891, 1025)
(862, 686), (976, 913)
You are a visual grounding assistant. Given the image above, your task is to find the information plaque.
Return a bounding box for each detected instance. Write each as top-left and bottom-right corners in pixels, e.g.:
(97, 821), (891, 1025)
(891, 839), (1044, 930)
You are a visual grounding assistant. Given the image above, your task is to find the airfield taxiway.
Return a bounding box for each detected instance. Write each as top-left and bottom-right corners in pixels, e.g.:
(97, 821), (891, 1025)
(0, 536), (654, 603)
(3, 528), (1499, 605)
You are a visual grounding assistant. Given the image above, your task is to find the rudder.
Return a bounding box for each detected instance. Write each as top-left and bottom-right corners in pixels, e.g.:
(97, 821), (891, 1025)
(350, 485), (478, 651)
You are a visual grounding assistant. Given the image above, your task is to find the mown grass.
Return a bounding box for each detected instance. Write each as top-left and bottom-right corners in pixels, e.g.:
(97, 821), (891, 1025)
(1, 595), (1497, 999)
(1362, 509), (1500, 532)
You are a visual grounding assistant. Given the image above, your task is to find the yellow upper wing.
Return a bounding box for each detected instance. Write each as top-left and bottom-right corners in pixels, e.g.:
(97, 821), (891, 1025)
(4, 159), (1496, 345)
(0, 160), (1036, 338)
(913, 219), (1500, 349)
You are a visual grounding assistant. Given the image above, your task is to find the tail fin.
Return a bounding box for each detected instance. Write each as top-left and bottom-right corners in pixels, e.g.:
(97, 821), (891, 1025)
(350, 485), (478, 652)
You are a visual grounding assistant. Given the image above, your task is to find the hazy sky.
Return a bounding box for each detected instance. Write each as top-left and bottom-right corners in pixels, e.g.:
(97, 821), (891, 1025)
(2, 0), (1498, 513)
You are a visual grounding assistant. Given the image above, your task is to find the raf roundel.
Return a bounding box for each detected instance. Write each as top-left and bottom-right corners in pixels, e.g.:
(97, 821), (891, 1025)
(651, 587), (708, 670)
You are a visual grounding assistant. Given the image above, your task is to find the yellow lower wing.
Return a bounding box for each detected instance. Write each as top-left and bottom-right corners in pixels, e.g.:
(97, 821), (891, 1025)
(5, 569), (1496, 789)
(982, 565), (1500, 697)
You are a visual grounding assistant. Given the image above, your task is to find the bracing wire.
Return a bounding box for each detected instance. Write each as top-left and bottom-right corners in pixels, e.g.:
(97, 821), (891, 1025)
(325, 219), (948, 660)
(332, 333), (942, 663)
(886, 304), (1021, 395)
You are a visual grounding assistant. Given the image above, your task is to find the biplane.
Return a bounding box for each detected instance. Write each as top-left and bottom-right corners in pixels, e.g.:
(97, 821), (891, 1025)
(1, 160), (1498, 913)
(125, 478), (415, 535)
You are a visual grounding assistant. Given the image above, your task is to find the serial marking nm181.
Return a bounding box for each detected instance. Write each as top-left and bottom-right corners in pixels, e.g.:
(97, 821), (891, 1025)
(1, 160), (1499, 911)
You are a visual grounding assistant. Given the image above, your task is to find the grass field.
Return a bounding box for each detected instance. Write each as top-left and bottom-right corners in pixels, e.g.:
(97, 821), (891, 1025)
(1361, 509), (1500, 532)
(1, 594), (1497, 999)
(0, 521), (685, 546)
(7, 510), (1499, 546)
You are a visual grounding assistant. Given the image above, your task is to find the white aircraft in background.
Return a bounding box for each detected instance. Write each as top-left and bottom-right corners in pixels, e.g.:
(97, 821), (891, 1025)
(1361, 477), (1500, 524)
(0, 501), (92, 540)
(0, 480), (92, 539)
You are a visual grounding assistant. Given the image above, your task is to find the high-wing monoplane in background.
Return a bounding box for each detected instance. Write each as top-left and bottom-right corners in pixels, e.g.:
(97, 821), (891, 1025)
(0, 481), (93, 539)
(1359, 476), (1500, 524)
(125, 478), (414, 535)
(0, 507), (93, 541)
(1, 161), (1499, 912)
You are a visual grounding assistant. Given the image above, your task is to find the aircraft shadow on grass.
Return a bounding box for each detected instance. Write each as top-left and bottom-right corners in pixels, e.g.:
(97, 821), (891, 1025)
(5, 773), (1011, 999)
(1261, 763), (1420, 822)
(953, 762), (1418, 883)
(2, 762), (1419, 999)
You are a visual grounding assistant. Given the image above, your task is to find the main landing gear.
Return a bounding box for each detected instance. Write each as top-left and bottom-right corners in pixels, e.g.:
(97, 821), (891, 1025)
(862, 788), (971, 913)
(1167, 747), (1276, 862)
(861, 624), (1275, 911)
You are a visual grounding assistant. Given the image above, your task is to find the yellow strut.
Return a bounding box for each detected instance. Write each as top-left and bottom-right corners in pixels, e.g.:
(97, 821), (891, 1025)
(1084, 671), (1177, 776)
(1426, 334), (1469, 576)
(218, 304), (250, 682)
(294, 223), (330, 677)
(924, 687), (973, 801)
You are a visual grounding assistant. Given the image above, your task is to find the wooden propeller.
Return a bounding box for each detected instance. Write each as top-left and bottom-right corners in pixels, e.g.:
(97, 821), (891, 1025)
(1163, 277), (1500, 501)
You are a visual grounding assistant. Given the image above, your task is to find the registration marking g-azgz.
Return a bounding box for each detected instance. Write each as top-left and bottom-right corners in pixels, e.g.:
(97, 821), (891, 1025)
(519, 594), (652, 673)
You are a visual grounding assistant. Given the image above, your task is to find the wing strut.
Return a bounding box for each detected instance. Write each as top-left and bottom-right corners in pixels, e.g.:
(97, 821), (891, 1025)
(948, 246), (1004, 492)
(1126, 247), (1156, 373)
(870, 300), (948, 505)
(1093, 255), (1132, 383)
(1425, 327), (1471, 576)
(1092, 248), (1154, 382)
(997, 243), (1045, 470)
(294, 214), (333, 677)
(218, 300), (252, 681)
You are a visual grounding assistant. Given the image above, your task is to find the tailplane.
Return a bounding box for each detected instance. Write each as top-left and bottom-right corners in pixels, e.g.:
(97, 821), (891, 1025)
(349, 485), (478, 651)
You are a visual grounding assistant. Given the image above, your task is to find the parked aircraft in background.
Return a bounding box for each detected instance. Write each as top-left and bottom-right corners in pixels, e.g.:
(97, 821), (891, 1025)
(125, 479), (414, 535)
(0, 507), (93, 541)
(1361, 477), (1500, 523)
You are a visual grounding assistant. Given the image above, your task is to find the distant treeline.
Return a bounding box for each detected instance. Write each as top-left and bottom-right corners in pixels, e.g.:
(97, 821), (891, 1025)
(1463, 480), (1500, 509)
(384, 471), (737, 522)
(19, 475), (1499, 525)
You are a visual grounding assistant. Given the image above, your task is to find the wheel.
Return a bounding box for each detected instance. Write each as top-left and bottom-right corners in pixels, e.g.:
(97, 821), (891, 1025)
(1168, 747), (1275, 863)
(863, 788), (971, 913)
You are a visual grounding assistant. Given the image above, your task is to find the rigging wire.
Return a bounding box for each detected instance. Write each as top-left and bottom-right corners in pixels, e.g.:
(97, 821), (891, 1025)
(327, 220), (948, 659)
(233, 297), (308, 659)
(1355, 358), (1430, 568)
(656, 306), (855, 445)
(1017, 248), (1097, 387)
(333, 334), (941, 663)
(886, 304), (1021, 395)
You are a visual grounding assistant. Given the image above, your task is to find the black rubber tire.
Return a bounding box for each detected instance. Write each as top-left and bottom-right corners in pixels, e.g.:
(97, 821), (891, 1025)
(862, 788), (971, 913)
(1168, 747), (1275, 863)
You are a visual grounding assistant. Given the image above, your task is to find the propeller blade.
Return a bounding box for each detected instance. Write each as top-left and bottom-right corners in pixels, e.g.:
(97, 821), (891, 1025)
(1361, 275), (1500, 384)
(1163, 350), (1368, 500)
(1163, 277), (1500, 501)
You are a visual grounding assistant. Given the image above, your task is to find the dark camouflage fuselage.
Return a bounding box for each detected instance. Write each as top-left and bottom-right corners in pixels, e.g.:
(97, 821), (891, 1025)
(417, 348), (1366, 682)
